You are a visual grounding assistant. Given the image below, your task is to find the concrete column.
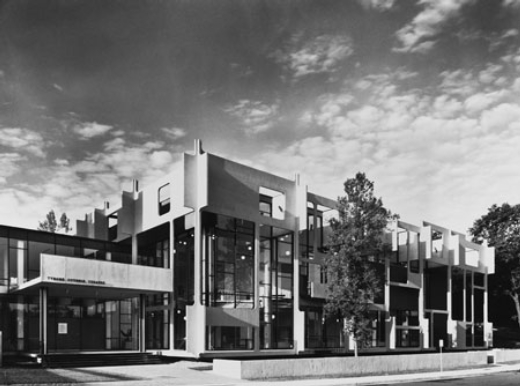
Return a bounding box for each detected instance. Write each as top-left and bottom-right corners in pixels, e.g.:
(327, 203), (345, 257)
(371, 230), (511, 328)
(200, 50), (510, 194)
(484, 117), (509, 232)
(16, 295), (24, 351)
(293, 215), (305, 353)
(131, 235), (138, 265)
(139, 294), (146, 352)
(170, 220), (175, 351)
(39, 287), (48, 355)
(484, 272), (490, 347)
(447, 265), (453, 347)
(388, 316), (396, 349)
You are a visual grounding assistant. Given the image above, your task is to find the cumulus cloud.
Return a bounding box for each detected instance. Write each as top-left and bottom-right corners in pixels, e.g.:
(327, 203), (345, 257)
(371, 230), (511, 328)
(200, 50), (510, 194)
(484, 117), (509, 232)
(73, 122), (113, 139)
(162, 127), (186, 141)
(249, 62), (520, 233)
(272, 34), (354, 79)
(394, 0), (476, 53)
(0, 133), (181, 229)
(503, 0), (520, 8)
(225, 99), (279, 135)
(357, 0), (395, 10)
(0, 127), (47, 157)
(0, 153), (25, 184)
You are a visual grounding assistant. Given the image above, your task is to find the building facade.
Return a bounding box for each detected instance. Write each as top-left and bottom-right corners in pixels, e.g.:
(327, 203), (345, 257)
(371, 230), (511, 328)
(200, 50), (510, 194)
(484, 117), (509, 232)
(0, 140), (494, 359)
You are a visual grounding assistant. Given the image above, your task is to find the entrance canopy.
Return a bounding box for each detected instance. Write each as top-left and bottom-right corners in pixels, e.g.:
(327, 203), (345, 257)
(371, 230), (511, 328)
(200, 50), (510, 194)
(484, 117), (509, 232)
(14, 254), (173, 299)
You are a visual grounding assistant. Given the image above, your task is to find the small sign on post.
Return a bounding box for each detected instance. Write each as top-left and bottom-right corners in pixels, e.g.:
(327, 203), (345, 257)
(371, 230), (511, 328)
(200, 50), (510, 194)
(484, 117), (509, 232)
(439, 339), (444, 372)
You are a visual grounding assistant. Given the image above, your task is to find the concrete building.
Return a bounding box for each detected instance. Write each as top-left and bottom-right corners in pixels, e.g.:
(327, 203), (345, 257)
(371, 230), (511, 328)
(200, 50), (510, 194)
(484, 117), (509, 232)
(0, 140), (494, 360)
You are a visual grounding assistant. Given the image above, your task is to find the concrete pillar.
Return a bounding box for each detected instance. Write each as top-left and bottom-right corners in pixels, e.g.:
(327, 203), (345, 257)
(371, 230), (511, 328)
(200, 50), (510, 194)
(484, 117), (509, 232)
(388, 316), (396, 349)
(39, 287), (48, 355)
(16, 295), (24, 351)
(169, 219), (175, 351)
(139, 294), (146, 352)
(447, 265), (453, 347)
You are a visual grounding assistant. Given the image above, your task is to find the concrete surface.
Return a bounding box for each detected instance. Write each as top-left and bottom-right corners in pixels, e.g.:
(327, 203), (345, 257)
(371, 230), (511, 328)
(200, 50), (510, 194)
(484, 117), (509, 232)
(55, 359), (520, 386)
(213, 351), (488, 380)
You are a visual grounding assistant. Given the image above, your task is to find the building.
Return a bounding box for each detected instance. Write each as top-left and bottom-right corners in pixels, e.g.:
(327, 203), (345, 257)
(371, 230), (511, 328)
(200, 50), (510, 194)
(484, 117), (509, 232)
(0, 140), (494, 360)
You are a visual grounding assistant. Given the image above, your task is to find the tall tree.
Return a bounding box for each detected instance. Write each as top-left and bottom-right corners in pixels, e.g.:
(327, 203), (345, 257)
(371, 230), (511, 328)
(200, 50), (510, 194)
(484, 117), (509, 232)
(38, 210), (71, 233)
(470, 203), (520, 329)
(324, 172), (394, 356)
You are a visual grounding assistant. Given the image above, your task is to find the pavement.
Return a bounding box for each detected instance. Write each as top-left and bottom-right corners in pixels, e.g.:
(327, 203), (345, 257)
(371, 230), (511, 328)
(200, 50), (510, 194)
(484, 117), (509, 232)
(36, 360), (520, 386)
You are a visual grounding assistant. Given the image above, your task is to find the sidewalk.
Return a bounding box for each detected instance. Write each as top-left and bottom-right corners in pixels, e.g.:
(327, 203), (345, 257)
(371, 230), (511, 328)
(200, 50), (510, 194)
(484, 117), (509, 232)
(75, 360), (520, 386)
(2, 360), (520, 386)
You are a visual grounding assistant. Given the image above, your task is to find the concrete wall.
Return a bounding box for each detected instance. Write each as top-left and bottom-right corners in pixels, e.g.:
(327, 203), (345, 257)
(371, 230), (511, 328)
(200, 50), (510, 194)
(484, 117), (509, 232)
(495, 348), (520, 363)
(39, 254), (173, 293)
(213, 351), (488, 380)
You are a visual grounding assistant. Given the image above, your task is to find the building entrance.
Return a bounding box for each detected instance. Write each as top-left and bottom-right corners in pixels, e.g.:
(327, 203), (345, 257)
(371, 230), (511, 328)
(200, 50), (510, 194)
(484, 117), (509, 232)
(47, 297), (139, 352)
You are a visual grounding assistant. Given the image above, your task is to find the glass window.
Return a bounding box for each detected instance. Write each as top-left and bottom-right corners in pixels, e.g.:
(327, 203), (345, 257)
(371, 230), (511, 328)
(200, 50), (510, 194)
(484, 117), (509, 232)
(259, 187), (285, 220)
(82, 239), (106, 260)
(55, 235), (81, 258)
(259, 195), (272, 217)
(174, 220), (194, 304)
(206, 326), (254, 350)
(259, 224), (294, 349)
(0, 237), (8, 286)
(203, 212), (254, 309)
(158, 183), (171, 215)
(28, 240), (54, 280)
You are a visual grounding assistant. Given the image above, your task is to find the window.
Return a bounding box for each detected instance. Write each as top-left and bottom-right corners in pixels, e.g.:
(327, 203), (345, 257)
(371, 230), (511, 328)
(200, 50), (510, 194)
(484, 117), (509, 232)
(203, 212), (254, 308)
(259, 187), (285, 220)
(158, 183), (171, 215)
(320, 265), (328, 284)
(206, 326), (254, 350)
(259, 195), (272, 217)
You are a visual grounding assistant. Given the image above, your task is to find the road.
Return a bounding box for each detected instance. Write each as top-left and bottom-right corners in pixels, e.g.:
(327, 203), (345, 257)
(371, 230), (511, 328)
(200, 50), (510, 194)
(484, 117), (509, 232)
(373, 371), (520, 386)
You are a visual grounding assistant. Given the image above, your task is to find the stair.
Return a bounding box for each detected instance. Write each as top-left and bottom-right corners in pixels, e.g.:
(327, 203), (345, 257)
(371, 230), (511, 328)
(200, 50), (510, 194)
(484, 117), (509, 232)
(41, 353), (165, 368)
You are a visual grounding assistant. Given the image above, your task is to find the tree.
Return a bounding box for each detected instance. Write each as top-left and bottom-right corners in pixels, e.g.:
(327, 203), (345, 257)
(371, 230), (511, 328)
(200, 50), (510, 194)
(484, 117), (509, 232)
(38, 210), (71, 233)
(324, 172), (394, 356)
(470, 203), (520, 329)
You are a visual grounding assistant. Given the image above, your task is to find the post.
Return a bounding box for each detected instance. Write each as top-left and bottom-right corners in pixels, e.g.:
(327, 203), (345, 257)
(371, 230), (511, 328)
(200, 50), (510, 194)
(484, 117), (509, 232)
(139, 294), (146, 352)
(39, 287), (48, 356)
(0, 330), (3, 367)
(439, 339), (444, 372)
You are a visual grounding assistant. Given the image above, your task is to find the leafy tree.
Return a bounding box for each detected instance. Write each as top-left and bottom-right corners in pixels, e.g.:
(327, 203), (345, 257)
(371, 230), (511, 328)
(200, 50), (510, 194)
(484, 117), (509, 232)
(38, 210), (71, 233)
(470, 203), (520, 329)
(324, 172), (394, 356)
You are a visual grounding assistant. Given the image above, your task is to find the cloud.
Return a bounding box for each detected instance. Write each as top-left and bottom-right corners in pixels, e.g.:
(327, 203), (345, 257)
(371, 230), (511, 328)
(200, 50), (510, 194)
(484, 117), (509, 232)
(0, 127), (47, 157)
(503, 0), (520, 8)
(394, 0), (475, 53)
(272, 34), (354, 79)
(247, 62), (520, 233)
(73, 122), (113, 139)
(357, 0), (395, 10)
(225, 99), (279, 135)
(0, 153), (25, 184)
(0, 133), (182, 229)
(162, 127), (186, 141)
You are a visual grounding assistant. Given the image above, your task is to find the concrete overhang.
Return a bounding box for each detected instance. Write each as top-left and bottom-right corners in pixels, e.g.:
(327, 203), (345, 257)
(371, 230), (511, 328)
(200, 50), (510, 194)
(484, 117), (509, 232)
(13, 254), (173, 299)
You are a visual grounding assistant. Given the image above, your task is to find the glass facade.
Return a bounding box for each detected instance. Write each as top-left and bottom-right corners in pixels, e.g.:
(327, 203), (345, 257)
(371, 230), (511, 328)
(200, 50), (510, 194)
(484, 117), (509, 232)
(0, 226), (132, 291)
(259, 224), (294, 349)
(202, 212), (255, 309)
(304, 309), (344, 348)
(206, 326), (254, 350)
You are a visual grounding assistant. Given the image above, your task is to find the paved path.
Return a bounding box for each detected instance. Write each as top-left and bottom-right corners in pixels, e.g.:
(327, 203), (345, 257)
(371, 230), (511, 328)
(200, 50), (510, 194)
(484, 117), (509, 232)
(69, 361), (520, 386)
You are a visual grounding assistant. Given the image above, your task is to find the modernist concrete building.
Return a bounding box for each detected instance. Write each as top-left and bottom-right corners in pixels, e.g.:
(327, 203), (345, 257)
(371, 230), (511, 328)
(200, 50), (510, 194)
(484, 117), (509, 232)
(0, 141), (494, 360)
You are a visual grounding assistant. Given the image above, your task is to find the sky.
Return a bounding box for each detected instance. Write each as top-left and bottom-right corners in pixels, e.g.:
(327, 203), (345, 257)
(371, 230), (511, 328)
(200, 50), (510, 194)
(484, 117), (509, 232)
(1, 0), (520, 234)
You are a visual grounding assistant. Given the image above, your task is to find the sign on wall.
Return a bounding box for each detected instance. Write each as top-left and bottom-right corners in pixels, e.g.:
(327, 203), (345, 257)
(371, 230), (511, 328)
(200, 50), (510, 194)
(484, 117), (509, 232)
(58, 323), (68, 334)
